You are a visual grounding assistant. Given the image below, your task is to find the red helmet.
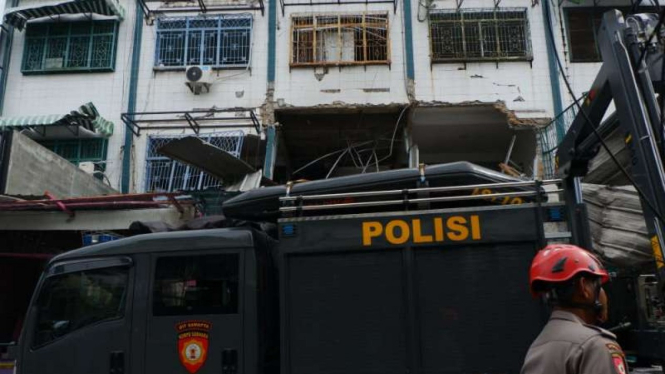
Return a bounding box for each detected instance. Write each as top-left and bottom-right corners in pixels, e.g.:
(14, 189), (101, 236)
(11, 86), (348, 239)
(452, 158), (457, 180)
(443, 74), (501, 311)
(529, 244), (609, 297)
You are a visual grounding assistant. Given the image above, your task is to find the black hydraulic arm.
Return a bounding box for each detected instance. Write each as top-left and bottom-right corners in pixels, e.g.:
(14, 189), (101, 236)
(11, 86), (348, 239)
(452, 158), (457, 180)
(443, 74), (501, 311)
(556, 10), (665, 314)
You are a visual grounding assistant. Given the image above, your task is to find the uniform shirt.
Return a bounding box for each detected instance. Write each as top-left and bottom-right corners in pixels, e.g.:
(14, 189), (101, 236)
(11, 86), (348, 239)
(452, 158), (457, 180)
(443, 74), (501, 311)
(521, 310), (628, 374)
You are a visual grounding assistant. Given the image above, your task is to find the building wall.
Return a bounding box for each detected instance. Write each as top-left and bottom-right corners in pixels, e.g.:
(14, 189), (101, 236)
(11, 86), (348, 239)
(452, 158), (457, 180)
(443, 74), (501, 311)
(2, 0), (136, 190)
(273, 3), (410, 107)
(412, 0), (556, 119)
(129, 4), (268, 192)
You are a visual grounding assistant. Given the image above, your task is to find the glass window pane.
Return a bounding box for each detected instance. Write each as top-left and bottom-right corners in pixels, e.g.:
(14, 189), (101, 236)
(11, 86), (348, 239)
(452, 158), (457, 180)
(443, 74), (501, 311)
(156, 31), (185, 66)
(67, 36), (91, 68)
(153, 254), (239, 316)
(220, 29), (250, 66)
(23, 38), (46, 71)
(429, 9), (530, 62)
(567, 9), (600, 62)
(33, 267), (129, 348)
(187, 31), (203, 65)
(91, 34), (114, 68)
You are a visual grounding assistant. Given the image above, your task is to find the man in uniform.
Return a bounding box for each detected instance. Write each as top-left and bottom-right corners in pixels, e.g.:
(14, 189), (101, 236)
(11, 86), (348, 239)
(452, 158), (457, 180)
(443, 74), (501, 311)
(521, 244), (628, 374)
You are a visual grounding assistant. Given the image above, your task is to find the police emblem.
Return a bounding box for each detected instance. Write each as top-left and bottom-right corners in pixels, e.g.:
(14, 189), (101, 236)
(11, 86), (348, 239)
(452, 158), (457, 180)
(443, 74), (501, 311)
(176, 320), (212, 373)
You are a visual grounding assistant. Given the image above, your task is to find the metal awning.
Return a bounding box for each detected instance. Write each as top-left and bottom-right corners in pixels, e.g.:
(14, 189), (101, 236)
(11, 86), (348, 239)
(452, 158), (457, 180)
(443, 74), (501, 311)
(4, 0), (126, 30)
(0, 102), (114, 137)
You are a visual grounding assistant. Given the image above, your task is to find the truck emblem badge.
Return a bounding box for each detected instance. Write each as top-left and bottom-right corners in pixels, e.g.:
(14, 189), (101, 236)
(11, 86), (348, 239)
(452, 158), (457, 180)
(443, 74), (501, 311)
(176, 320), (212, 373)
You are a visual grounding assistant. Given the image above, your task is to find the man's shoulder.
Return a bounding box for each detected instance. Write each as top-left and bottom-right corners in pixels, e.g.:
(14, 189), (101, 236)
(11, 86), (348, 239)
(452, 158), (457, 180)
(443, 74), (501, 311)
(539, 317), (607, 345)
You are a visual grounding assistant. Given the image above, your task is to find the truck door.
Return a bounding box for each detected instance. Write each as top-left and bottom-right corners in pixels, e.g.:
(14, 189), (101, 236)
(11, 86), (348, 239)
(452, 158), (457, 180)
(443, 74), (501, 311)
(144, 251), (242, 374)
(18, 257), (134, 374)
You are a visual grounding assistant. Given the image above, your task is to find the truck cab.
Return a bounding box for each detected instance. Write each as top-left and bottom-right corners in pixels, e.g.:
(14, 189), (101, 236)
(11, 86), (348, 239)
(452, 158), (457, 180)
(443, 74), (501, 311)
(14, 228), (278, 374)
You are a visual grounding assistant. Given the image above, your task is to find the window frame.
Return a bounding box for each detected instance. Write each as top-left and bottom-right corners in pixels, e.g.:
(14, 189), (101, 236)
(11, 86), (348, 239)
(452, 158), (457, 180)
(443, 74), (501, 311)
(564, 6), (657, 63)
(31, 258), (132, 350)
(143, 132), (245, 193)
(290, 12), (391, 67)
(154, 14), (253, 70)
(429, 8), (533, 63)
(21, 20), (119, 74)
(150, 251), (243, 317)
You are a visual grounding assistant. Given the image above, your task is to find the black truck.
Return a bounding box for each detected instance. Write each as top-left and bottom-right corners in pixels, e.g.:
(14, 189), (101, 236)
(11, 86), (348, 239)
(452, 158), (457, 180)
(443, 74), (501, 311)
(14, 163), (564, 374)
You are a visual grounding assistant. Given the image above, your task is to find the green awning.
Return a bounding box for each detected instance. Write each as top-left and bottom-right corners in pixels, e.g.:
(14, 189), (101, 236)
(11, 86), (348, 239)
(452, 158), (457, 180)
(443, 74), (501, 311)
(0, 102), (114, 137)
(4, 0), (126, 31)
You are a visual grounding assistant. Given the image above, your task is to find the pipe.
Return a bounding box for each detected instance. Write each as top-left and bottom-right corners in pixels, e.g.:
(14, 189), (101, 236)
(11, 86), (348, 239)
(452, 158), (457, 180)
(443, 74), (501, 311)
(0, 0), (20, 115)
(541, 0), (565, 141)
(267, 0), (276, 84)
(402, 0), (415, 81)
(122, 2), (144, 193)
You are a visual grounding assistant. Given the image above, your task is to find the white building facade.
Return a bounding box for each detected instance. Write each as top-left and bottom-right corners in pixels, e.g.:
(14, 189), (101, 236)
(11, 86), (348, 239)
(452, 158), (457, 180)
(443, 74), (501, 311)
(0, 0), (652, 192)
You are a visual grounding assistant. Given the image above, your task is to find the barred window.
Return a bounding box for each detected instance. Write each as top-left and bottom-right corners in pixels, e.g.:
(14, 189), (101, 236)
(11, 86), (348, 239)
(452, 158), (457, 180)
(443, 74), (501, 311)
(430, 9), (532, 62)
(22, 21), (118, 74)
(155, 14), (252, 68)
(144, 132), (245, 192)
(291, 13), (389, 67)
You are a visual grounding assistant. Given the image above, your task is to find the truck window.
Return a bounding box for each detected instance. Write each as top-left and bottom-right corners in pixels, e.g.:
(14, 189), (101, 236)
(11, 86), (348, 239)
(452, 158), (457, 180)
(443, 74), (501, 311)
(32, 267), (129, 348)
(152, 254), (239, 316)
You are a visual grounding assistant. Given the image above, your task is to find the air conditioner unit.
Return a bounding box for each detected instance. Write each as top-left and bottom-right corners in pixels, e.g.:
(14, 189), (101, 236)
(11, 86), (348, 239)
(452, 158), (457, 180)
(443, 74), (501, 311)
(79, 161), (96, 175)
(185, 65), (214, 94)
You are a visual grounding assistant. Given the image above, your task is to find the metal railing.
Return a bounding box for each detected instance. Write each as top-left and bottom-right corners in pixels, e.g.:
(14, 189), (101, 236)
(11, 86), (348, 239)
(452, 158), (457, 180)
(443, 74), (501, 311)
(538, 95), (585, 179)
(279, 179), (562, 213)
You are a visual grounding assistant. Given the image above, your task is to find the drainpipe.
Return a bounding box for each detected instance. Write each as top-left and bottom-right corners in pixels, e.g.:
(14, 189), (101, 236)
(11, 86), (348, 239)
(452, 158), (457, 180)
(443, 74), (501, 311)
(0, 0), (19, 115)
(541, 0), (565, 140)
(402, 0), (415, 97)
(267, 0), (276, 86)
(121, 4), (144, 193)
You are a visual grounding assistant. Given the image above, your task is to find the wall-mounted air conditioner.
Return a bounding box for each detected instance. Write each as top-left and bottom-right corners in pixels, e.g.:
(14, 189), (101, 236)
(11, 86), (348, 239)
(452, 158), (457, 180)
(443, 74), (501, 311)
(185, 65), (214, 94)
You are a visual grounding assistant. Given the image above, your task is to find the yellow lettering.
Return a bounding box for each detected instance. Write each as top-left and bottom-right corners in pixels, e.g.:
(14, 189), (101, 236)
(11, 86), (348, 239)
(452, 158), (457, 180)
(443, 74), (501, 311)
(413, 219), (433, 243)
(511, 197), (523, 204)
(386, 220), (410, 245)
(362, 221), (383, 246)
(470, 215), (481, 240)
(434, 217), (444, 242)
(447, 216), (469, 241)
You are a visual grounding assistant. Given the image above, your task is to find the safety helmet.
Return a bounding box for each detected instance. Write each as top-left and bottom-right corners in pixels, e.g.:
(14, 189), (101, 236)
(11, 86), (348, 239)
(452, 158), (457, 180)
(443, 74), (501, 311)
(529, 244), (609, 297)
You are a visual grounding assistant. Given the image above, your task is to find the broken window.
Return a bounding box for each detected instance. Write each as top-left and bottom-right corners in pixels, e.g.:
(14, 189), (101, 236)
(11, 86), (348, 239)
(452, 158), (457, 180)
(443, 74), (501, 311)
(429, 9), (532, 62)
(144, 132), (244, 192)
(291, 13), (389, 67)
(155, 14), (252, 68)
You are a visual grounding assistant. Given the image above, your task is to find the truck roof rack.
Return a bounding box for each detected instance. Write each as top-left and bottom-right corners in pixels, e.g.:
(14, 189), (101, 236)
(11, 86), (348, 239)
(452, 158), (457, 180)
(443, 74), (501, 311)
(279, 179), (562, 215)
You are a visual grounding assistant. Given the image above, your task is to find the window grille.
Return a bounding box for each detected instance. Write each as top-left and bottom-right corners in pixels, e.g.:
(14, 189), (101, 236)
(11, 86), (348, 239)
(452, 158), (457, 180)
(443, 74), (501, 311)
(144, 131), (245, 192)
(291, 13), (389, 67)
(429, 9), (532, 63)
(38, 138), (108, 180)
(22, 21), (118, 74)
(155, 14), (252, 68)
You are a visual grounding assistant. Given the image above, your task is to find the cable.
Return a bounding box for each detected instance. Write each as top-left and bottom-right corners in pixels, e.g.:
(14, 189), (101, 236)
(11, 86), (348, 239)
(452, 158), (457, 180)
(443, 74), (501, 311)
(543, 3), (665, 227)
(376, 104), (411, 164)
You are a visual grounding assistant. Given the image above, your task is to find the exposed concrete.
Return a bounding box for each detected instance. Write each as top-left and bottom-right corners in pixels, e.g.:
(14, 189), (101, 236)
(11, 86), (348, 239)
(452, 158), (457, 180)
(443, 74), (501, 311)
(0, 206), (195, 230)
(4, 131), (117, 198)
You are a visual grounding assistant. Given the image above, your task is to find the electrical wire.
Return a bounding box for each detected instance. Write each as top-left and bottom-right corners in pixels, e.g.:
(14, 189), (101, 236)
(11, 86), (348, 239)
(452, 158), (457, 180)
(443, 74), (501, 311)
(376, 104), (411, 164)
(543, 3), (665, 226)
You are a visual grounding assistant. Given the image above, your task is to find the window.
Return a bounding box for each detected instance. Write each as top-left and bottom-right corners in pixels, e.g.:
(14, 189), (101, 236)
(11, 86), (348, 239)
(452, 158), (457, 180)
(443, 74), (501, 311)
(33, 267), (128, 348)
(38, 138), (108, 179)
(155, 14), (252, 68)
(430, 9), (532, 62)
(22, 21), (118, 74)
(565, 7), (656, 62)
(152, 254), (239, 316)
(144, 132), (244, 192)
(291, 13), (389, 66)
